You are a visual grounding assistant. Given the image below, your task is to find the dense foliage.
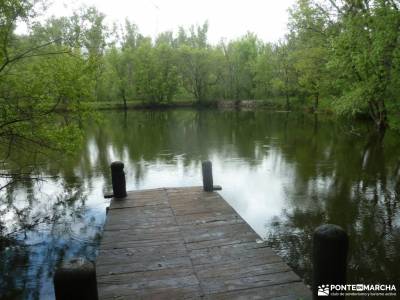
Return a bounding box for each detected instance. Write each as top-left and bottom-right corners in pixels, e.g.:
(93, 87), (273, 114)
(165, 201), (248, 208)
(1, 0), (400, 188)
(95, 0), (400, 132)
(0, 1), (104, 189)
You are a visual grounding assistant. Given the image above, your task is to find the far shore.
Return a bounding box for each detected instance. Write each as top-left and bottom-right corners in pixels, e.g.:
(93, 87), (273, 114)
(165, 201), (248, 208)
(89, 99), (306, 111)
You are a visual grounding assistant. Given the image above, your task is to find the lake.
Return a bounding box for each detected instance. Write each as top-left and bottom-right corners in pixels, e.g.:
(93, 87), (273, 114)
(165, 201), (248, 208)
(1, 109), (399, 299)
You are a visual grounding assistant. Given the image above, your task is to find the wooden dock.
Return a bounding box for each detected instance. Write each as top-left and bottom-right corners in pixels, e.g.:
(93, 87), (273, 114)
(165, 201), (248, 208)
(53, 161), (349, 300)
(95, 186), (311, 299)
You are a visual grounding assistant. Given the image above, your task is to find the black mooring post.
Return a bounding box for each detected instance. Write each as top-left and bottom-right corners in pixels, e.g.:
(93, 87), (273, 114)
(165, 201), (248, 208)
(111, 161), (127, 198)
(54, 258), (98, 300)
(313, 224), (348, 299)
(202, 161), (213, 192)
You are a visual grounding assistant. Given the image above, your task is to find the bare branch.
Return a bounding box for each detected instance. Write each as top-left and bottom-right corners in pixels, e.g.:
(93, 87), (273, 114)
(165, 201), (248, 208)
(328, 0), (343, 14)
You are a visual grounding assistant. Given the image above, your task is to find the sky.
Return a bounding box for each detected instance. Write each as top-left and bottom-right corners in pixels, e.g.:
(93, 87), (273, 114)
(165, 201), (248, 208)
(44, 0), (296, 44)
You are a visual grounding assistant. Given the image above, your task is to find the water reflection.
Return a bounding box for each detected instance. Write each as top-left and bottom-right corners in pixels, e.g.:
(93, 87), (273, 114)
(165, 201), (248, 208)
(266, 130), (400, 285)
(0, 110), (399, 299)
(1, 177), (104, 299)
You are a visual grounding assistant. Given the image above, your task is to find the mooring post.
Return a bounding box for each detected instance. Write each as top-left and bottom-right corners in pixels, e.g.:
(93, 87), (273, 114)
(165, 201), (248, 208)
(111, 161), (127, 198)
(54, 258), (98, 300)
(202, 161), (213, 192)
(313, 224), (348, 299)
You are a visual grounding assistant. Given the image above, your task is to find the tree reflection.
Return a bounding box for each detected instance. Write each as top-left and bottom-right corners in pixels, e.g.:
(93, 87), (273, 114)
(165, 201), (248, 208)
(1, 110), (399, 298)
(266, 130), (400, 285)
(0, 179), (103, 299)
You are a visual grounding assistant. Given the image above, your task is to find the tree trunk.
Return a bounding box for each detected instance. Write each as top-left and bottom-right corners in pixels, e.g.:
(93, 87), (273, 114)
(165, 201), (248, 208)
(377, 112), (388, 133)
(378, 99), (388, 133)
(369, 99), (388, 133)
(121, 92), (128, 111)
(285, 92), (290, 111)
(314, 93), (319, 112)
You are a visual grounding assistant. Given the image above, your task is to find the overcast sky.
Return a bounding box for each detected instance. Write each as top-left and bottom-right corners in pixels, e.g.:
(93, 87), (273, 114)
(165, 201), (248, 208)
(45, 0), (296, 43)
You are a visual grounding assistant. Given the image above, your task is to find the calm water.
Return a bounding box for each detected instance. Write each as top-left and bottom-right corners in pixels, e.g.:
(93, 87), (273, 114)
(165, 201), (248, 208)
(1, 109), (399, 299)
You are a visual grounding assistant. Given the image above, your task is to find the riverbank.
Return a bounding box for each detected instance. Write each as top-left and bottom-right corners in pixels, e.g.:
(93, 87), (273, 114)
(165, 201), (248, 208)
(88, 99), (299, 111)
(72, 98), (400, 132)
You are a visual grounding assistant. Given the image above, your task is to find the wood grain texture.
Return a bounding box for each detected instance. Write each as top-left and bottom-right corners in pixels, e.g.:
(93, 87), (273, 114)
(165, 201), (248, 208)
(97, 187), (311, 299)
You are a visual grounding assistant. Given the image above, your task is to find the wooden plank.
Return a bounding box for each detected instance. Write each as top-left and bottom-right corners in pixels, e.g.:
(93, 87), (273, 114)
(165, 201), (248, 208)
(96, 256), (193, 277)
(97, 243), (187, 269)
(194, 261), (292, 280)
(98, 284), (202, 300)
(206, 281), (312, 299)
(201, 270), (303, 294)
(97, 187), (311, 299)
(189, 243), (281, 266)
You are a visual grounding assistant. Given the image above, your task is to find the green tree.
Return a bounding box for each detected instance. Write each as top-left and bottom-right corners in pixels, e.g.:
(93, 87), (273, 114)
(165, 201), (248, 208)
(134, 37), (179, 103)
(221, 33), (260, 100)
(97, 20), (143, 107)
(0, 1), (98, 189)
(272, 41), (299, 110)
(288, 0), (332, 111)
(177, 23), (216, 103)
(253, 43), (274, 100)
(254, 40), (299, 109)
(329, 0), (400, 131)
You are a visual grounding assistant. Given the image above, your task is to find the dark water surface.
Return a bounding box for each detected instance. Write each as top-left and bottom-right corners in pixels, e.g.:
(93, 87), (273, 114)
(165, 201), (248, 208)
(1, 110), (399, 299)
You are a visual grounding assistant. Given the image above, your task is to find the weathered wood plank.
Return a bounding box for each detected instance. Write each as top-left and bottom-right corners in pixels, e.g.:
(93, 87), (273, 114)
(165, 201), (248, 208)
(200, 270), (303, 295)
(96, 243), (187, 268)
(98, 284), (202, 300)
(194, 261), (291, 280)
(97, 187), (311, 299)
(97, 256), (193, 277)
(205, 281), (312, 299)
(98, 278), (201, 299)
(103, 216), (177, 232)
